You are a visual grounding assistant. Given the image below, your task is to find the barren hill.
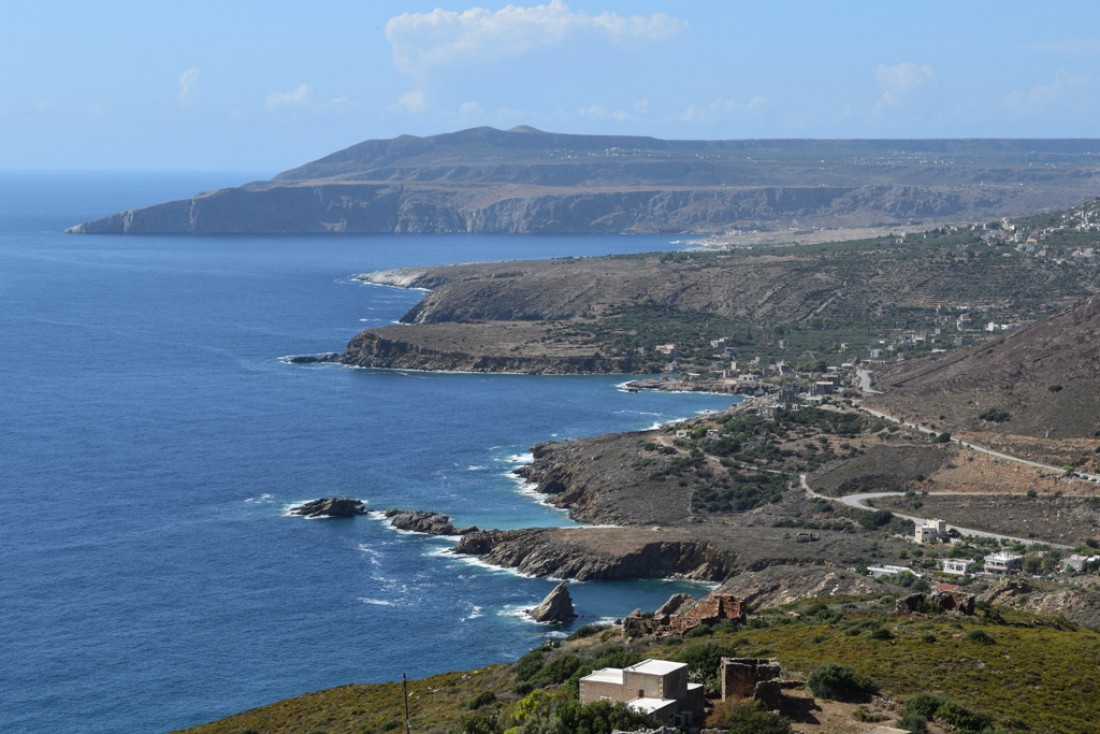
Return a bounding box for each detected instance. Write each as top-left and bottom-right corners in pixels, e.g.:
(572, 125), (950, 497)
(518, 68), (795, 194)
(870, 294), (1100, 444)
(68, 127), (1100, 235)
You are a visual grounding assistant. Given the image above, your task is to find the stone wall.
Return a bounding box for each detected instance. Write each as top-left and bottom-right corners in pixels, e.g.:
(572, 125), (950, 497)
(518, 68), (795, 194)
(720, 658), (782, 702)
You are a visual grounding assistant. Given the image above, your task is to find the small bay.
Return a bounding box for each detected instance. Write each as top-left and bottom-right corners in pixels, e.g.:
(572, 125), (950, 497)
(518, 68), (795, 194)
(0, 173), (737, 734)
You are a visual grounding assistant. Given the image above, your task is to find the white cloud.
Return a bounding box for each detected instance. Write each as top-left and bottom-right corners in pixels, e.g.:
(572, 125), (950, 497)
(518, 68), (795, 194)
(458, 100), (485, 115)
(386, 0), (685, 78)
(678, 96), (767, 124)
(1006, 69), (1089, 111)
(266, 84), (313, 110)
(394, 88), (428, 113)
(874, 62), (936, 114)
(177, 68), (199, 107)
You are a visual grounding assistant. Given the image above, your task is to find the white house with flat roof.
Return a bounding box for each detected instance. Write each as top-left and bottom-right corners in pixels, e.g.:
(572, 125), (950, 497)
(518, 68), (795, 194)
(914, 518), (948, 544)
(984, 551), (1023, 575)
(579, 659), (704, 728)
(941, 558), (974, 576)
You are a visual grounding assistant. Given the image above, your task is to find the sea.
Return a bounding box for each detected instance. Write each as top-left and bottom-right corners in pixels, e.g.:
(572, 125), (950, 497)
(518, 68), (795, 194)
(0, 173), (739, 734)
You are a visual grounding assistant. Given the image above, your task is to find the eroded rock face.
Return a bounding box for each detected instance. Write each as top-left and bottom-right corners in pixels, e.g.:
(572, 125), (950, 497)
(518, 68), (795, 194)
(384, 509), (477, 536)
(289, 497), (367, 518)
(451, 528), (733, 582)
(529, 581), (577, 624)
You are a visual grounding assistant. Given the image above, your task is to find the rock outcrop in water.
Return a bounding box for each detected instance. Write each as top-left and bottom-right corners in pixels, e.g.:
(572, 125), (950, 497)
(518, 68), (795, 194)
(289, 497), (367, 518)
(384, 509), (477, 536)
(528, 581), (576, 624)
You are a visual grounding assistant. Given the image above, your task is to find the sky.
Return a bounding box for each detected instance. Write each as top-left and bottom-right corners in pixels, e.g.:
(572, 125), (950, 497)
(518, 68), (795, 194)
(4, 0), (1100, 171)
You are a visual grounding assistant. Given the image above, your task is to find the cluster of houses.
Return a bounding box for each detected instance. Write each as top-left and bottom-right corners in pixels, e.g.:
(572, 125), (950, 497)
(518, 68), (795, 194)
(872, 517), (1097, 579)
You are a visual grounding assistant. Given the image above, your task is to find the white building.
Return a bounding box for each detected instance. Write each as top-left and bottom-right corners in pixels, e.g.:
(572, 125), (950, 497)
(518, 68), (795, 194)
(579, 659), (704, 728)
(984, 551), (1023, 575)
(867, 564), (921, 579)
(941, 558), (974, 576)
(914, 518), (948, 544)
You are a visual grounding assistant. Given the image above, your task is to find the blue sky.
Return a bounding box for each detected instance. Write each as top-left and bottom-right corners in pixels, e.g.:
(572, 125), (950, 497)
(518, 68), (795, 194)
(4, 0), (1100, 171)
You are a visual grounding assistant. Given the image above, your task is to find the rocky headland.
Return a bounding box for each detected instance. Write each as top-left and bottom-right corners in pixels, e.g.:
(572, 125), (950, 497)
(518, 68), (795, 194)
(66, 128), (1100, 236)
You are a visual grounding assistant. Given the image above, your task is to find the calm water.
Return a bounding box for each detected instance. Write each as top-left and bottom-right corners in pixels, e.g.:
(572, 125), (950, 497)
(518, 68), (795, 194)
(0, 173), (737, 734)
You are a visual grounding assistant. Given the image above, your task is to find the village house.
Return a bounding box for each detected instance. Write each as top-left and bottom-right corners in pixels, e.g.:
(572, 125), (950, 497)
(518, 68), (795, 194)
(579, 659), (705, 728)
(1059, 554), (1091, 573)
(941, 558), (974, 576)
(914, 518), (948, 544)
(984, 551), (1023, 575)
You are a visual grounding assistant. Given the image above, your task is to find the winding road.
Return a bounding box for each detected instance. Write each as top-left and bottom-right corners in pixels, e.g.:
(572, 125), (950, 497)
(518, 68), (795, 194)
(799, 474), (1073, 549)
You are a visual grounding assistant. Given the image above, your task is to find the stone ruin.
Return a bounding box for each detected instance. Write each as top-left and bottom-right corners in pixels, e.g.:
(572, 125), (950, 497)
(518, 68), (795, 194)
(895, 590), (975, 616)
(720, 657), (783, 710)
(623, 593), (745, 636)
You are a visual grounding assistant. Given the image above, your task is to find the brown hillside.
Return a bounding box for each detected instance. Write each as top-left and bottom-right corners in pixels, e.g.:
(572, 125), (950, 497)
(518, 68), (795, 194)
(871, 294), (1100, 445)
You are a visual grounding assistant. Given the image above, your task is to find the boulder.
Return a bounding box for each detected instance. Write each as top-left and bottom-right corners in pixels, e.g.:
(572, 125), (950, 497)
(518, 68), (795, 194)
(655, 592), (696, 617)
(289, 497), (367, 518)
(529, 581), (577, 624)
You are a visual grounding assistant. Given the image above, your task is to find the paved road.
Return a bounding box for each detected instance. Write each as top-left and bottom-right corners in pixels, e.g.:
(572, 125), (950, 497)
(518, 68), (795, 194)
(855, 401), (1100, 484)
(799, 474), (1073, 549)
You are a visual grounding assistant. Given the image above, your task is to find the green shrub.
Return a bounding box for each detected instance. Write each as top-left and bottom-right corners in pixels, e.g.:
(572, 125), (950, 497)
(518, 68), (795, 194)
(449, 712), (501, 734)
(807, 662), (877, 701)
(978, 408), (1011, 422)
(905, 692), (946, 720)
(530, 654), (581, 686)
(896, 709), (930, 733)
(707, 699), (793, 733)
(965, 629), (996, 645)
(859, 509), (894, 530)
(465, 691), (497, 709)
(514, 648), (545, 682)
(935, 700), (992, 732)
(566, 624), (608, 641)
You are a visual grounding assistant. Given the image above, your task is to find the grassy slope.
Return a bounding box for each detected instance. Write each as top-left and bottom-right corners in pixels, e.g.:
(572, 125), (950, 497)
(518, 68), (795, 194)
(177, 601), (1100, 734)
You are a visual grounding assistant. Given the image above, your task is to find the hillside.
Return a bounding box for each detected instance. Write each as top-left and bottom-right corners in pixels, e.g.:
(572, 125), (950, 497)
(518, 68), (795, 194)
(869, 293), (1100, 463)
(336, 225), (1100, 375)
(67, 127), (1100, 234)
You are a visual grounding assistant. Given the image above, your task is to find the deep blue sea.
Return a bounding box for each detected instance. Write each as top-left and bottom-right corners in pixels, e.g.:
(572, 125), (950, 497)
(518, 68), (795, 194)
(0, 173), (738, 734)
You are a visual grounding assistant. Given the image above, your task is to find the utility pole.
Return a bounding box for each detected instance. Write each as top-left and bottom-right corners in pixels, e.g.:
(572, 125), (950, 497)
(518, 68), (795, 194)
(403, 672), (411, 734)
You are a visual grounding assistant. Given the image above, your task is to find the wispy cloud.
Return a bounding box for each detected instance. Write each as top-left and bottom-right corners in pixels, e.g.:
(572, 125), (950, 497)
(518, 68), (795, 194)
(266, 84), (313, 110)
(1025, 38), (1100, 57)
(386, 0), (686, 78)
(874, 62), (936, 114)
(1005, 69), (1090, 112)
(177, 68), (199, 107)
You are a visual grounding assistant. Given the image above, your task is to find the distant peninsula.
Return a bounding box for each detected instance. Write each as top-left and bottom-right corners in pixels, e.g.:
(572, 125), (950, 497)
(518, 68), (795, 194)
(67, 126), (1100, 235)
